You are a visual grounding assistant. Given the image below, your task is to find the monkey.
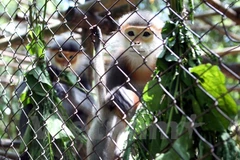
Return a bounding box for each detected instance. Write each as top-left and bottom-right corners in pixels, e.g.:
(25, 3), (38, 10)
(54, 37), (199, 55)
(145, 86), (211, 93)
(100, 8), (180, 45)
(18, 37), (95, 133)
(17, 37), (96, 159)
(45, 38), (91, 89)
(87, 10), (164, 160)
(45, 38), (95, 129)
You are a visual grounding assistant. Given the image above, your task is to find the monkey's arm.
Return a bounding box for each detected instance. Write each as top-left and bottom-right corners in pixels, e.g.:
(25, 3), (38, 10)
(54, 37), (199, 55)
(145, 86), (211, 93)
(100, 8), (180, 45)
(105, 58), (130, 91)
(104, 86), (140, 118)
(87, 87), (139, 160)
(105, 57), (140, 116)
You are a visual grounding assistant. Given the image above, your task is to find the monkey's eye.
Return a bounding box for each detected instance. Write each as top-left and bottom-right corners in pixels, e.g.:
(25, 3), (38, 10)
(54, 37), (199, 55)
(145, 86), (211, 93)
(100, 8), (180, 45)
(69, 55), (73, 59)
(127, 31), (135, 37)
(57, 53), (63, 58)
(143, 31), (151, 37)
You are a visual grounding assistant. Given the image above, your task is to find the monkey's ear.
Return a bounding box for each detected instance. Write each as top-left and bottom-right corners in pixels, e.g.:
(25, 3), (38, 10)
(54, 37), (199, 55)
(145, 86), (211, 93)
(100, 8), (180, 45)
(105, 86), (140, 119)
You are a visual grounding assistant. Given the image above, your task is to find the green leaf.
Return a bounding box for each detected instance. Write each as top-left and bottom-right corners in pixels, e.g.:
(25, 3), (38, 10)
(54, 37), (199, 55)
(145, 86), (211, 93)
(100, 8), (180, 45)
(190, 64), (237, 116)
(165, 53), (178, 62)
(156, 117), (194, 160)
(156, 57), (170, 71)
(27, 25), (45, 57)
(158, 46), (167, 58)
(25, 66), (52, 97)
(28, 66), (52, 86)
(28, 41), (44, 57)
(179, 26), (186, 43)
(57, 71), (88, 93)
(170, 136), (192, 159)
(143, 79), (167, 111)
(65, 71), (78, 85)
(45, 114), (74, 140)
(161, 21), (176, 39)
(25, 75), (48, 97)
(168, 36), (176, 47)
(190, 95), (203, 122)
(216, 132), (240, 159)
(198, 138), (212, 160)
(190, 64), (238, 131)
(20, 90), (31, 106)
(188, 0), (194, 22)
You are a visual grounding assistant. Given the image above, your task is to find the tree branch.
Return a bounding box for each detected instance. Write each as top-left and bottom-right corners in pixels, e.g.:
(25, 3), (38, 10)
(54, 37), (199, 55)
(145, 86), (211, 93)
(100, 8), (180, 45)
(201, 17), (240, 41)
(77, 0), (139, 13)
(214, 46), (240, 57)
(64, 1), (139, 35)
(1, 50), (33, 62)
(0, 22), (75, 50)
(203, 0), (240, 24)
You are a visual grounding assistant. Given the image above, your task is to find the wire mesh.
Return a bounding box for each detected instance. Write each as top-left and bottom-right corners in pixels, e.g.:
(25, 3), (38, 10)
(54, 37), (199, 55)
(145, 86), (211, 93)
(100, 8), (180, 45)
(0, 0), (239, 159)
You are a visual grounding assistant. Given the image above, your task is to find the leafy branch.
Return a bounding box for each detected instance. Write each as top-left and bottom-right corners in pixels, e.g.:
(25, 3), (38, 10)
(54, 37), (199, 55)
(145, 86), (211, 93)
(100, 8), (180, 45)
(18, 1), (85, 159)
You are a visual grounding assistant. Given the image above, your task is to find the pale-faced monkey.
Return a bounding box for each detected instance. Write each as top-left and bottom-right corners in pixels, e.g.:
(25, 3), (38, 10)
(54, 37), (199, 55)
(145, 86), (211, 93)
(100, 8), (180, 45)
(87, 10), (164, 159)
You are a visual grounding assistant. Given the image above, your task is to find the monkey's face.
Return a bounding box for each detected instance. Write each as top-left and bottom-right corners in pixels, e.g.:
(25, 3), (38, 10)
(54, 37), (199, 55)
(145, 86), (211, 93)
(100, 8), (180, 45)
(46, 49), (79, 71)
(122, 25), (162, 58)
(55, 51), (78, 66)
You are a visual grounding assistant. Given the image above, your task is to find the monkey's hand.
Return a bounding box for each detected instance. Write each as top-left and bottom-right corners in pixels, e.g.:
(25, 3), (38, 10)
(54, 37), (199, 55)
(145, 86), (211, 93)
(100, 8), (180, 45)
(90, 25), (103, 52)
(105, 86), (140, 120)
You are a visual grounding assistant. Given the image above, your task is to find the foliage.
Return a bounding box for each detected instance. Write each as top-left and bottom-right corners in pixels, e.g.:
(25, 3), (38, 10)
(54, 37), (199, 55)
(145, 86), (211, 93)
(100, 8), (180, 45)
(0, 0), (239, 159)
(124, 19), (239, 160)
(17, 2), (85, 159)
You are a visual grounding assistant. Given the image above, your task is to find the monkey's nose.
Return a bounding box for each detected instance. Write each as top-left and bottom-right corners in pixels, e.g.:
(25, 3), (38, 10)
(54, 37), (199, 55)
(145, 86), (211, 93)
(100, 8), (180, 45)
(61, 61), (70, 68)
(134, 41), (141, 46)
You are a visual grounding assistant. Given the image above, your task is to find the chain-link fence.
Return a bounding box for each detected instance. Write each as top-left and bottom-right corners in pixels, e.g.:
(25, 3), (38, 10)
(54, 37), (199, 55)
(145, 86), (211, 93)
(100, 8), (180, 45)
(0, 0), (240, 159)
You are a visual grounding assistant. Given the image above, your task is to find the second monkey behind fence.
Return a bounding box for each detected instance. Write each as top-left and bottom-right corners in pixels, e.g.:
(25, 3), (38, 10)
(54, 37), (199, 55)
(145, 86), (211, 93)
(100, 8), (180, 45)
(17, 37), (97, 159)
(45, 38), (96, 130)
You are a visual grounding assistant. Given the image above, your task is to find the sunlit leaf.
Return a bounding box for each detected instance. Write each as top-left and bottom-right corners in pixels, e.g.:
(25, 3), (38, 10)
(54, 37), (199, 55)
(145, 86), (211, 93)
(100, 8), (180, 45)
(46, 114), (74, 140)
(143, 79), (167, 111)
(190, 64), (238, 117)
(190, 64), (238, 131)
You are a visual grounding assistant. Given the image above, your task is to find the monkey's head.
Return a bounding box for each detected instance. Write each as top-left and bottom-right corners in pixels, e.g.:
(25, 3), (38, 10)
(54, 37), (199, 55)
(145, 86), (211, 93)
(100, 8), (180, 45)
(46, 38), (88, 74)
(118, 11), (164, 58)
